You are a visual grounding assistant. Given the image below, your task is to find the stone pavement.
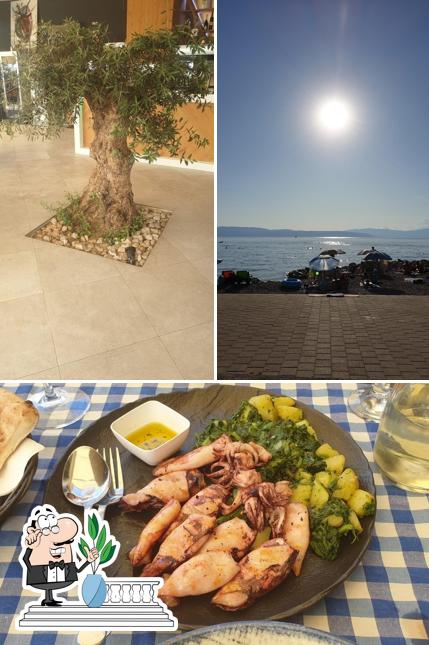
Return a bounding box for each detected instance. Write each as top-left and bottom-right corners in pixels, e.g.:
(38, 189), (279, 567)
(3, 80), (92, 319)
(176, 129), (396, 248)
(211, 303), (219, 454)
(0, 130), (213, 379)
(217, 294), (429, 379)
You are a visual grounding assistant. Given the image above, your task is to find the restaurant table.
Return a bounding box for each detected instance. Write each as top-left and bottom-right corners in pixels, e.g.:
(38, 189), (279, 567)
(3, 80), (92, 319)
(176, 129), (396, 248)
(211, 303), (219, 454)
(0, 382), (428, 645)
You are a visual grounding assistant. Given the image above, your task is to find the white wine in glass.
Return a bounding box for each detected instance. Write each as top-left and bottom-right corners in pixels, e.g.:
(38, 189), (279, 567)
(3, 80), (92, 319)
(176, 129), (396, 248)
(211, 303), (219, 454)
(374, 384), (429, 493)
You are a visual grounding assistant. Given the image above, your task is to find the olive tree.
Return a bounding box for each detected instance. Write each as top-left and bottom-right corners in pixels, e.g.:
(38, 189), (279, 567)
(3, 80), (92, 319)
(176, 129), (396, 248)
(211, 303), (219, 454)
(2, 20), (212, 236)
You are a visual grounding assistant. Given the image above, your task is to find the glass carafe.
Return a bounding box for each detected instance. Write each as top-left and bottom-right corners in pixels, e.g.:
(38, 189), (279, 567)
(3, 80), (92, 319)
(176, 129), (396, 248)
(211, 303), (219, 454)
(374, 383), (429, 493)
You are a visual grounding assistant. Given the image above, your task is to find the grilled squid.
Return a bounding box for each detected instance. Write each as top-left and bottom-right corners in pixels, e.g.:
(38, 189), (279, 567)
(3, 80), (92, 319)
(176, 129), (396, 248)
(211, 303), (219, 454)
(212, 538), (297, 611)
(198, 517), (256, 560)
(159, 551), (240, 600)
(164, 484), (228, 536)
(141, 513), (216, 577)
(153, 435), (232, 476)
(120, 469), (205, 511)
(128, 499), (181, 567)
(283, 502), (310, 576)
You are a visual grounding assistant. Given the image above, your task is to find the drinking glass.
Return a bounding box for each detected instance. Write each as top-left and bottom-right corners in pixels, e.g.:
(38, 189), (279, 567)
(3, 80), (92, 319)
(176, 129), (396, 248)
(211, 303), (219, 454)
(374, 383), (429, 493)
(28, 383), (90, 430)
(348, 383), (392, 421)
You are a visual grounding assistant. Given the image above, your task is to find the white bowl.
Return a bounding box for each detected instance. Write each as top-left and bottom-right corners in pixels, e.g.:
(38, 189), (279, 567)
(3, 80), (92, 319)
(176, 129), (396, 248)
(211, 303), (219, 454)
(110, 400), (190, 466)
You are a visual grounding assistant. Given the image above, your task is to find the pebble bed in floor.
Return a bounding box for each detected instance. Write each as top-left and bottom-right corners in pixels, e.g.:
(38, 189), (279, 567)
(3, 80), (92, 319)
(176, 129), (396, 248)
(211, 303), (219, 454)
(29, 204), (171, 267)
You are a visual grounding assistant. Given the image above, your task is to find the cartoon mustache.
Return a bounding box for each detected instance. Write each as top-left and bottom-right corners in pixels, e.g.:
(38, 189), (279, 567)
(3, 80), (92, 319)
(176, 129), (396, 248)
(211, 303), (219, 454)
(53, 537), (74, 546)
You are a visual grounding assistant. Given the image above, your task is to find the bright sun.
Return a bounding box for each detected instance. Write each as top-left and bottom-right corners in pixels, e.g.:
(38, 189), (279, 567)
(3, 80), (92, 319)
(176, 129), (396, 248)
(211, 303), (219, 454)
(315, 97), (354, 136)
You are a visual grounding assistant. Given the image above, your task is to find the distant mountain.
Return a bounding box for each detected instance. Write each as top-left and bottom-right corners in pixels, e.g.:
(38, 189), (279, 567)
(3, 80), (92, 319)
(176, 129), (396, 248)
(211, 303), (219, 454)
(218, 226), (429, 238)
(347, 228), (429, 238)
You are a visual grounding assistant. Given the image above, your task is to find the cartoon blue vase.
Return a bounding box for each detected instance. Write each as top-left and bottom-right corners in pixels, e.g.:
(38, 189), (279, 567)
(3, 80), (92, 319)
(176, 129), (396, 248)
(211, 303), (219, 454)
(82, 573), (107, 608)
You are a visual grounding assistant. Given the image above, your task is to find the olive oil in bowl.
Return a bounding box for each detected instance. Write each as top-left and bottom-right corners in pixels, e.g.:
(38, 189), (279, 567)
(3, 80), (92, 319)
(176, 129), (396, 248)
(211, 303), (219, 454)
(126, 422), (176, 451)
(110, 399), (190, 465)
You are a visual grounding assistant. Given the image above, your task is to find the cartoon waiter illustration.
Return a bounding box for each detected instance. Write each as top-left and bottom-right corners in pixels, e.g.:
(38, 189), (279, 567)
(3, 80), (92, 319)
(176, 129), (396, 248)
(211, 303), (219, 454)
(20, 505), (98, 606)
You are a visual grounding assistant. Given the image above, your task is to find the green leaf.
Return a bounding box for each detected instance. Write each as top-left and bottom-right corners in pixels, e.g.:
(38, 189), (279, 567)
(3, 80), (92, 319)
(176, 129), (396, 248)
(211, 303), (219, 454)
(99, 539), (112, 564)
(99, 541), (117, 565)
(79, 537), (89, 558)
(96, 525), (107, 552)
(88, 513), (99, 540)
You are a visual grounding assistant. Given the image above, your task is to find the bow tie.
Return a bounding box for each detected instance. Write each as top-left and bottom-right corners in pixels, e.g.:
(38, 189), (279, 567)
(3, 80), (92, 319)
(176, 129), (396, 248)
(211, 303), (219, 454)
(48, 560), (65, 569)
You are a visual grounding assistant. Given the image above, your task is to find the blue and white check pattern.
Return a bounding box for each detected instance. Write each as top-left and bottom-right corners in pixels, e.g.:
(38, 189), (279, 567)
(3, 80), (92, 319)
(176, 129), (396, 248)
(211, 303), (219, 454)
(0, 382), (428, 645)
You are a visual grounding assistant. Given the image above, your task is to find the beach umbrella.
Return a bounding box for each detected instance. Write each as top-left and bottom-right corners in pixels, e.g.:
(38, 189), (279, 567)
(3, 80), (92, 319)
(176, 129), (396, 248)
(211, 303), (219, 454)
(362, 250), (392, 262)
(358, 246), (381, 256)
(309, 256), (339, 271)
(320, 248), (346, 256)
(309, 253), (333, 263)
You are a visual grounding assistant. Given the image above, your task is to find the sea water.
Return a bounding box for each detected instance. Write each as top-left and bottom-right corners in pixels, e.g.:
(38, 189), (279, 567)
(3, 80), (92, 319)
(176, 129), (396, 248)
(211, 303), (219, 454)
(217, 236), (429, 280)
(374, 384), (429, 493)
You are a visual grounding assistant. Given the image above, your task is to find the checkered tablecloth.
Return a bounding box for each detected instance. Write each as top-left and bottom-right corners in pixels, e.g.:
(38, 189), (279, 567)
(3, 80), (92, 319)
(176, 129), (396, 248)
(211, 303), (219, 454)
(0, 382), (428, 645)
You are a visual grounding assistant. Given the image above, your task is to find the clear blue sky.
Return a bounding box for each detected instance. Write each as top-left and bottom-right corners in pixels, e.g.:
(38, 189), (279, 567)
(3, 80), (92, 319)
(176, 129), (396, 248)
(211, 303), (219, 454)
(218, 0), (429, 230)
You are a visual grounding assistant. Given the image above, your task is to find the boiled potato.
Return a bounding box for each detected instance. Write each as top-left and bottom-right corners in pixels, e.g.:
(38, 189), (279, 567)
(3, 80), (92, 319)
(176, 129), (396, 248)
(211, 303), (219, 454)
(306, 425), (317, 437)
(324, 454), (346, 475)
(332, 468), (359, 501)
(316, 443), (339, 459)
(296, 469), (313, 482)
(348, 489), (376, 517)
(291, 483), (312, 505)
(348, 510), (363, 533)
(273, 396), (296, 409)
(310, 480), (329, 508)
(315, 471), (336, 489)
(296, 419), (317, 437)
(276, 405), (303, 423)
(248, 394), (278, 421)
(327, 515), (344, 528)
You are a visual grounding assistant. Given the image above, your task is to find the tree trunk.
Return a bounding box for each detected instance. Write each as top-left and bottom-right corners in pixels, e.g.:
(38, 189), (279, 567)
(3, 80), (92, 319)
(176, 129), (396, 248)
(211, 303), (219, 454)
(77, 104), (139, 236)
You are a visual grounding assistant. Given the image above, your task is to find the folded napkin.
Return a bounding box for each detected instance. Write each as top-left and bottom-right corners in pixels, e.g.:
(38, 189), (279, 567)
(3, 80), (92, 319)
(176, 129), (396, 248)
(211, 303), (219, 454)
(0, 438), (44, 497)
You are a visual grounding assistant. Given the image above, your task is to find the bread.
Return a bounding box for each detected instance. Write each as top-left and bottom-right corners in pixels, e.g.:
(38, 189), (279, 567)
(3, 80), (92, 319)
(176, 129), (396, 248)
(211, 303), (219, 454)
(0, 389), (39, 471)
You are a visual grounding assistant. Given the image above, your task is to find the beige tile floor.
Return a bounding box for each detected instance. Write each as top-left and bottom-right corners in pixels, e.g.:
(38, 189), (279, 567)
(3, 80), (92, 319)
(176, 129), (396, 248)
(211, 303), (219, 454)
(0, 129), (214, 379)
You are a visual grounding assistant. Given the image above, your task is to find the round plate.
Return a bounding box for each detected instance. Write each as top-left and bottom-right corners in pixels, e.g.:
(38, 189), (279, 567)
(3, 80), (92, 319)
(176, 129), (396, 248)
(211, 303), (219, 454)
(0, 453), (38, 524)
(166, 620), (351, 644)
(44, 384), (376, 629)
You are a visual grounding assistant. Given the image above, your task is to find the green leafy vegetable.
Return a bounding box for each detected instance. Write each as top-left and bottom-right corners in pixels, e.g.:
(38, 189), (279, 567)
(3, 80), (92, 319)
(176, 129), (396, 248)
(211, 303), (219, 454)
(195, 400), (322, 483)
(232, 401), (262, 424)
(310, 499), (353, 560)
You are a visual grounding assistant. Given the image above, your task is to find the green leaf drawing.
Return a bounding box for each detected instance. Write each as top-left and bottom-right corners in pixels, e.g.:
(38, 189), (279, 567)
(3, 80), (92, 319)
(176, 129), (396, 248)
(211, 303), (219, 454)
(106, 544), (116, 564)
(88, 512), (99, 540)
(99, 539), (112, 564)
(96, 525), (106, 552)
(99, 540), (116, 565)
(78, 537), (89, 558)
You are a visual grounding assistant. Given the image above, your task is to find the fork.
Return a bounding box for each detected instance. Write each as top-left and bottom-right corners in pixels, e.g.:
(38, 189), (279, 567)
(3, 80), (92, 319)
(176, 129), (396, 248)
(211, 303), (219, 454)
(96, 446), (124, 520)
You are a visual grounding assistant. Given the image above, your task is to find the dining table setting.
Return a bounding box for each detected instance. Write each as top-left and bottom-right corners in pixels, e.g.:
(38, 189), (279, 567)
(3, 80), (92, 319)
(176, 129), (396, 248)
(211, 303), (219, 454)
(0, 381), (428, 645)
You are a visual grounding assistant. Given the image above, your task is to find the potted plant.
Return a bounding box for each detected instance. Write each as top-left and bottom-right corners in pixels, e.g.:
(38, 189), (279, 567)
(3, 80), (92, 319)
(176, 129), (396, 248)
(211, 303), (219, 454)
(79, 512), (117, 608)
(1, 20), (212, 239)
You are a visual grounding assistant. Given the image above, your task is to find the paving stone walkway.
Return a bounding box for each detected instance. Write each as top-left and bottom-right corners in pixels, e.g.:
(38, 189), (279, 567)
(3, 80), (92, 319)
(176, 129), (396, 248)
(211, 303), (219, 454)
(217, 294), (429, 379)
